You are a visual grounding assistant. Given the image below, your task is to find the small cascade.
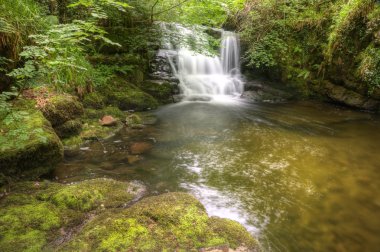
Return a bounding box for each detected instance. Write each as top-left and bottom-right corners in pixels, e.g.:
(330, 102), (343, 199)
(221, 31), (241, 75)
(153, 23), (244, 101)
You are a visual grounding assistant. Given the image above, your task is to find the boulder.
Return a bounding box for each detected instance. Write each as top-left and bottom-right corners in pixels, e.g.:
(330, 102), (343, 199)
(62, 192), (260, 251)
(0, 179), (146, 251)
(54, 119), (82, 138)
(104, 78), (159, 111)
(82, 92), (106, 109)
(0, 110), (63, 180)
(140, 80), (175, 104)
(99, 115), (117, 126)
(41, 94), (84, 127)
(323, 81), (380, 110)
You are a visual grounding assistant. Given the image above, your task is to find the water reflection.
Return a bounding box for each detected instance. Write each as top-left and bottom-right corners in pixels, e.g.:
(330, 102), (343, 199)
(54, 100), (380, 251)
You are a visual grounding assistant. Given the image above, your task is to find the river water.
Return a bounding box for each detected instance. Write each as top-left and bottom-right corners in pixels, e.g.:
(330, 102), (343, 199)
(54, 98), (380, 252)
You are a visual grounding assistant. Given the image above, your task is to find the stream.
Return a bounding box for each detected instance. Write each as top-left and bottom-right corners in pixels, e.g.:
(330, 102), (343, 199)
(54, 99), (380, 251)
(55, 25), (379, 251)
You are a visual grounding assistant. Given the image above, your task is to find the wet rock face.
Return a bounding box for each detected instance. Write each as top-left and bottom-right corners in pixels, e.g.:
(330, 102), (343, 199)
(0, 110), (63, 181)
(322, 81), (380, 111)
(242, 80), (295, 102)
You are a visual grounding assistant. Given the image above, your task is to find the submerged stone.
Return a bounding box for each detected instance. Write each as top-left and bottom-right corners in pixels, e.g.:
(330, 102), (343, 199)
(130, 141), (153, 155)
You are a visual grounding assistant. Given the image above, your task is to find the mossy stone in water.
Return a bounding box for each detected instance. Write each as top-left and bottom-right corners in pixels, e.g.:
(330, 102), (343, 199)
(63, 192), (259, 251)
(0, 110), (63, 179)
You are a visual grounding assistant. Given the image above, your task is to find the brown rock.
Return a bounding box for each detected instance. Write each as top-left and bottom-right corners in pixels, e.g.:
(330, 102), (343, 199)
(99, 115), (117, 126)
(130, 142), (153, 155)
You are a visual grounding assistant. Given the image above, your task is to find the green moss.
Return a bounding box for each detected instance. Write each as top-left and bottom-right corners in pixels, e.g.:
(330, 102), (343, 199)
(80, 120), (123, 140)
(0, 109), (64, 178)
(125, 113), (142, 128)
(54, 119), (83, 139)
(140, 81), (174, 104)
(0, 179), (144, 251)
(42, 94), (84, 127)
(102, 77), (159, 111)
(0, 202), (61, 252)
(107, 88), (159, 111)
(83, 92), (106, 109)
(84, 106), (125, 120)
(46, 179), (136, 211)
(62, 135), (84, 149)
(64, 192), (259, 251)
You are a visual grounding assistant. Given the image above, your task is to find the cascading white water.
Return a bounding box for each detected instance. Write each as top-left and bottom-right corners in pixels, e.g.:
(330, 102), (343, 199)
(156, 23), (244, 101)
(176, 31), (244, 99)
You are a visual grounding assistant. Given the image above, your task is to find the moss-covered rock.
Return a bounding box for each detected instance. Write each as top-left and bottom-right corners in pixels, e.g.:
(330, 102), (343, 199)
(84, 106), (125, 121)
(107, 87), (159, 111)
(63, 192), (260, 251)
(82, 92), (106, 109)
(140, 80), (175, 104)
(0, 179), (145, 252)
(0, 110), (63, 179)
(62, 107), (126, 150)
(41, 94), (84, 127)
(102, 77), (159, 111)
(55, 119), (83, 139)
(125, 113), (143, 128)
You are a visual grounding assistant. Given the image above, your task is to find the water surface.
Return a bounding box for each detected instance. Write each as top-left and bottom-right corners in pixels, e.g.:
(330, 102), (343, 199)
(54, 99), (380, 252)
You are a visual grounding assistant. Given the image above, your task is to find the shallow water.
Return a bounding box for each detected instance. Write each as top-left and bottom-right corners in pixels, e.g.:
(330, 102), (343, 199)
(54, 99), (380, 252)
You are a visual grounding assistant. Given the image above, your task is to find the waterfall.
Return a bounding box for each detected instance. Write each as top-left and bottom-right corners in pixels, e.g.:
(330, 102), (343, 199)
(155, 23), (244, 101)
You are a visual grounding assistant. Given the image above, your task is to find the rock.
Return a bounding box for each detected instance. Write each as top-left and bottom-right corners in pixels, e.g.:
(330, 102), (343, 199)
(84, 106), (125, 121)
(125, 114), (145, 129)
(105, 77), (159, 111)
(130, 142), (153, 155)
(0, 110), (64, 180)
(41, 94), (84, 127)
(54, 119), (83, 138)
(99, 115), (117, 126)
(140, 80), (175, 104)
(242, 81), (294, 102)
(0, 178), (146, 251)
(62, 192), (260, 251)
(323, 81), (380, 110)
(82, 92), (106, 109)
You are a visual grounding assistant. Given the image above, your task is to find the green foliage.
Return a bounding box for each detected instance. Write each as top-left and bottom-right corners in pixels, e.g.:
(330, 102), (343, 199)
(8, 20), (119, 91)
(0, 0), (48, 59)
(240, 0), (380, 94)
(357, 45), (380, 92)
(0, 87), (18, 119)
